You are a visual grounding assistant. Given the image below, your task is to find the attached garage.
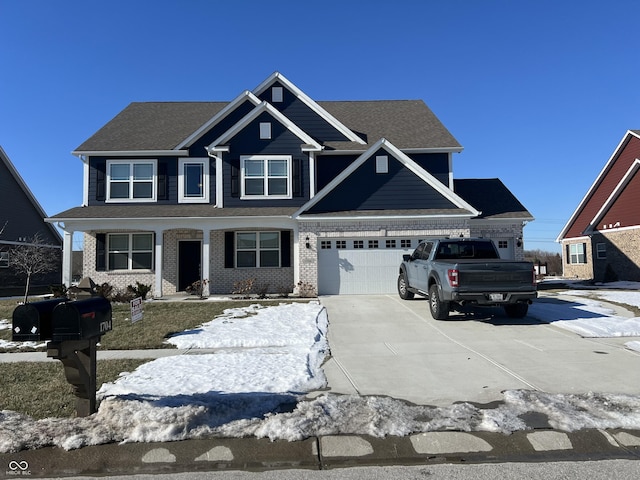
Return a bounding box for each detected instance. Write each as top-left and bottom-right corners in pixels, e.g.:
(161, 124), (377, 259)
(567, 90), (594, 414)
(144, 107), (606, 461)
(317, 237), (421, 294)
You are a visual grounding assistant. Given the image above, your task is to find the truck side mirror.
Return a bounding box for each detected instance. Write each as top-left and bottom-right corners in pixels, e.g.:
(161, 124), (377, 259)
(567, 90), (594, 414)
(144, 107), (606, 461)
(403, 254), (411, 262)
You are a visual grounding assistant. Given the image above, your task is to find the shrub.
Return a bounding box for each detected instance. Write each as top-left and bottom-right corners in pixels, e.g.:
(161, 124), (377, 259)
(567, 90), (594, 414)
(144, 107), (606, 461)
(186, 279), (208, 298)
(232, 278), (255, 297)
(50, 284), (68, 298)
(127, 281), (152, 300)
(95, 282), (114, 300)
(296, 281), (316, 298)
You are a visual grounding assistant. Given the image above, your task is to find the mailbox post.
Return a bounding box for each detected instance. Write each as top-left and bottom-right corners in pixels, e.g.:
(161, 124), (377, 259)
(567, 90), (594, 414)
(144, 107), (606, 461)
(13, 296), (112, 417)
(46, 296), (112, 417)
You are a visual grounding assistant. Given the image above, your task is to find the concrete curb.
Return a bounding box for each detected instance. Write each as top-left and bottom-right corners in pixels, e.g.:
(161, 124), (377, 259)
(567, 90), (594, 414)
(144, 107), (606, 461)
(2, 429), (640, 478)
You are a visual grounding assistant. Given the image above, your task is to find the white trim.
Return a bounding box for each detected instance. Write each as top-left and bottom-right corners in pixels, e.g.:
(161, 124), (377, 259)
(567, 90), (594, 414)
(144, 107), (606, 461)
(206, 101), (322, 153)
(176, 91), (262, 150)
(584, 158), (640, 234)
(83, 159), (90, 206)
(253, 72), (366, 145)
(297, 213), (474, 222)
(105, 159), (157, 203)
(590, 224), (640, 235)
(73, 150), (189, 157)
(178, 158), (210, 204)
(240, 155), (292, 199)
(309, 151), (316, 198)
(557, 130), (640, 241)
(215, 155), (223, 207)
(293, 138), (481, 218)
(318, 147), (464, 155)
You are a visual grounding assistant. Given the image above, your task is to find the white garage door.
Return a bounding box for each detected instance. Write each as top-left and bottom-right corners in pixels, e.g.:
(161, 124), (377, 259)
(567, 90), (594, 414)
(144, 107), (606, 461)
(317, 238), (421, 295)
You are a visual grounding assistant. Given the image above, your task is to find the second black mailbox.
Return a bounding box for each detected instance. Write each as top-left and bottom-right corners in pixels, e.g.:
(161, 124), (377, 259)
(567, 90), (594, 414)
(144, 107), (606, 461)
(51, 297), (113, 341)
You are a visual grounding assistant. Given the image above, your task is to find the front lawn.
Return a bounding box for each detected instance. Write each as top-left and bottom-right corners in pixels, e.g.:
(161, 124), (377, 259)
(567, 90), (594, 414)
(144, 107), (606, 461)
(0, 298), (300, 351)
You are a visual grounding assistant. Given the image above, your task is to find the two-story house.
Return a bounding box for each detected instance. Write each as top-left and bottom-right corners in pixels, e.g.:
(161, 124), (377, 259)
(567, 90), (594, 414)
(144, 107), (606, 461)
(47, 72), (533, 297)
(557, 130), (640, 282)
(0, 146), (62, 296)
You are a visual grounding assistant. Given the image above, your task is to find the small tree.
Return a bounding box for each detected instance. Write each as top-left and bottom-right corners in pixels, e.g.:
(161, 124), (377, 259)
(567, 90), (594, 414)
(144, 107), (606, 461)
(10, 232), (60, 303)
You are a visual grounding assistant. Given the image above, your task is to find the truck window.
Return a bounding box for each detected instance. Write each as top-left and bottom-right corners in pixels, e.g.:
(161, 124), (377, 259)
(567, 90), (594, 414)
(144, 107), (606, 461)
(434, 241), (499, 260)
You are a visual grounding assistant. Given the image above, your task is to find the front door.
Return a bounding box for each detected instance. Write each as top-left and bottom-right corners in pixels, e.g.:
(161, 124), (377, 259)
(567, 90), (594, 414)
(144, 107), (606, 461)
(178, 240), (201, 291)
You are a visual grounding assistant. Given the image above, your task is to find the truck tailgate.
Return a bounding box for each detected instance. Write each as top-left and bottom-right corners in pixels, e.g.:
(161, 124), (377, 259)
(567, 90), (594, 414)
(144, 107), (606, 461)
(457, 261), (533, 290)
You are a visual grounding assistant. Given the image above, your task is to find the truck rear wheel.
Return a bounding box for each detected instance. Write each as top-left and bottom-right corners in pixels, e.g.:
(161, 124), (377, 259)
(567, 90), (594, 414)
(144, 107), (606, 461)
(429, 284), (450, 320)
(504, 303), (529, 319)
(397, 272), (414, 300)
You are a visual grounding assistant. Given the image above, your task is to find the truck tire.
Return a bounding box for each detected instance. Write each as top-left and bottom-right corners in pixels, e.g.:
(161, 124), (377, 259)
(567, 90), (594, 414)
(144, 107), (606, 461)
(504, 303), (529, 319)
(397, 272), (414, 300)
(429, 284), (449, 320)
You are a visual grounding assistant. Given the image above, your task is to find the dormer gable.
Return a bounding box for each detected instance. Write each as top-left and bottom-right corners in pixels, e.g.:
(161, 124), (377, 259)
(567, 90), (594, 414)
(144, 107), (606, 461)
(206, 101), (322, 153)
(253, 72), (366, 145)
(176, 90), (262, 151)
(295, 138), (479, 217)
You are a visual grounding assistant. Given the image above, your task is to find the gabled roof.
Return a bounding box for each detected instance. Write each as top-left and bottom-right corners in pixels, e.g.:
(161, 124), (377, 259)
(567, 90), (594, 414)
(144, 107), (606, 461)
(583, 159), (640, 234)
(72, 75), (461, 155)
(73, 102), (227, 153)
(453, 179), (534, 220)
(253, 72), (366, 145)
(557, 130), (640, 241)
(0, 146), (62, 245)
(294, 138), (479, 218)
(175, 90), (261, 150)
(206, 101), (322, 153)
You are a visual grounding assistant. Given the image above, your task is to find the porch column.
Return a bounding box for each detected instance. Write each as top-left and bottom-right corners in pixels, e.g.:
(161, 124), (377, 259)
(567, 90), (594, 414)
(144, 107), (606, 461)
(62, 229), (73, 287)
(154, 229), (164, 298)
(202, 228), (211, 296)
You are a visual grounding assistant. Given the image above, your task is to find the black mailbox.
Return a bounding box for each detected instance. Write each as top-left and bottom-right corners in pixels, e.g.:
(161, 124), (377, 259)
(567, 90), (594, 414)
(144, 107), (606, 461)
(12, 298), (68, 341)
(51, 297), (112, 341)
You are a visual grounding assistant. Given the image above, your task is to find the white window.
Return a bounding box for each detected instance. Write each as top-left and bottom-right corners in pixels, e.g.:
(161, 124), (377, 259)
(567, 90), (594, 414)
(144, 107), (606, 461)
(321, 240), (332, 249)
(336, 240), (346, 249)
(376, 155), (389, 174)
(241, 155), (291, 199)
(401, 239), (412, 248)
(236, 232), (280, 268)
(107, 233), (153, 270)
(596, 243), (607, 259)
(368, 240), (379, 249)
(568, 243), (586, 264)
(259, 122), (272, 140)
(178, 158), (209, 203)
(386, 239), (396, 248)
(353, 240), (364, 249)
(107, 160), (157, 202)
(272, 86), (283, 102)
(0, 251), (8, 268)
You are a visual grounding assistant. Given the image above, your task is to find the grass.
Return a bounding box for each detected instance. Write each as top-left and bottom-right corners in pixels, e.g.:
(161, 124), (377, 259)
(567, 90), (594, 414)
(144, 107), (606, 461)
(0, 297), (311, 418)
(0, 359), (149, 419)
(0, 298), (306, 351)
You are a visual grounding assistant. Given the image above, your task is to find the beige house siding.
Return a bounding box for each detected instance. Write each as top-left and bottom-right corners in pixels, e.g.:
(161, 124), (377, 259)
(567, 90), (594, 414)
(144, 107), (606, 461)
(592, 228), (640, 282)
(561, 238), (594, 279)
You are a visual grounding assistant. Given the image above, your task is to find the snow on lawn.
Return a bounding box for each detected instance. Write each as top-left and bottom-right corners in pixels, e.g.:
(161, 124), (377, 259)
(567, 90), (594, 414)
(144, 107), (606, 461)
(2, 295), (640, 452)
(529, 286), (640, 341)
(0, 319), (46, 350)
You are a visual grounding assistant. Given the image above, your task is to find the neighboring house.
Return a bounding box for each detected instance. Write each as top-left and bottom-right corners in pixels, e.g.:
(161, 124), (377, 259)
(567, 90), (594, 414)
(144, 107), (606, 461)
(0, 146), (63, 296)
(47, 72), (533, 297)
(557, 130), (640, 282)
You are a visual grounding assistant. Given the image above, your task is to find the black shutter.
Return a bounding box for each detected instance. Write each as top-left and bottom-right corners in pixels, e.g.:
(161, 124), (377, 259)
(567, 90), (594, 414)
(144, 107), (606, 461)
(280, 230), (291, 267)
(566, 244), (570, 264)
(96, 160), (106, 201)
(157, 161), (168, 200)
(96, 233), (106, 271)
(293, 158), (302, 197)
(224, 231), (235, 268)
(230, 159), (239, 198)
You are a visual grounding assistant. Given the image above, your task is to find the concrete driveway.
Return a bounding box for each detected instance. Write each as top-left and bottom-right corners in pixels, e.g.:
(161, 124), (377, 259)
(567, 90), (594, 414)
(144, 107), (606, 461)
(319, 294), (640, 406)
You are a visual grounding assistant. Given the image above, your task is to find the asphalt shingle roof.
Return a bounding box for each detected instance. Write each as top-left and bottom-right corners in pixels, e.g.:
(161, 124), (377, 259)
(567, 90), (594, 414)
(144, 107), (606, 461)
(454, 178), (533, 220)
(74, 100), (460, 153)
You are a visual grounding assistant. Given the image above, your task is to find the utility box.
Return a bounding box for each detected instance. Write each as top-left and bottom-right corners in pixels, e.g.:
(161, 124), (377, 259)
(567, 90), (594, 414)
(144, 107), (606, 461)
(51, 297), (112, 341)
(12, 298), (68, 341)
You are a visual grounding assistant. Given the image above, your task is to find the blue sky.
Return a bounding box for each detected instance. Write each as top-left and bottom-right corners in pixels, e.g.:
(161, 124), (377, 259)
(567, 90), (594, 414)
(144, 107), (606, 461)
(1, 0), (639, 252)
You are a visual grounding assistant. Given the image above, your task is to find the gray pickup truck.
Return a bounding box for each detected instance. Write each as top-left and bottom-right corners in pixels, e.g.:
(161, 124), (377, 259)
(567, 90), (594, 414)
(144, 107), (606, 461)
(398, 238), (537, 320)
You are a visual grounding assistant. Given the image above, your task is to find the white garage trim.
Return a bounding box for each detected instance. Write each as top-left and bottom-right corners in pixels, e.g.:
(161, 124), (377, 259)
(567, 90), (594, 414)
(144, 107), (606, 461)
(317, 237), (423, 295)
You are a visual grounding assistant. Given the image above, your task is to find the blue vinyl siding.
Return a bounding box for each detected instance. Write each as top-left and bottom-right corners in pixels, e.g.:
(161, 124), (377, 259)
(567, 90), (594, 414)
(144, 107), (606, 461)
(257, 81), (351, 142)
(307, 149), (458, 212)
(316, 155), (357, 191)
(188, 100), (256, 154)
(409, 153), (450, 186)
(89, 156), (217, 205)
(222, 113), (310, 207)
